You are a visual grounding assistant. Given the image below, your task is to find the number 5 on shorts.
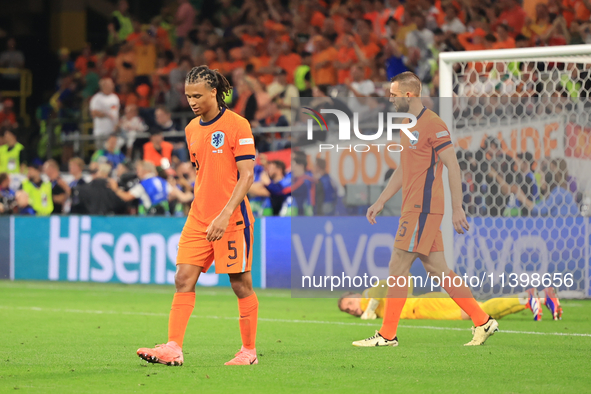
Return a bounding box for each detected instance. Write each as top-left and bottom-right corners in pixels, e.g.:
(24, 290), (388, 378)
(228, 240), (238, 260)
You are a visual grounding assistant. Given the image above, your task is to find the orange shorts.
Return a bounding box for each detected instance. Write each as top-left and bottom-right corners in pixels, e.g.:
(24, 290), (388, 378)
(176, 224), (254, 274)
(394, 212), (444, 256)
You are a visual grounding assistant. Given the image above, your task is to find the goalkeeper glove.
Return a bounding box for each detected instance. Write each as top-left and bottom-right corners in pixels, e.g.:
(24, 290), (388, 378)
(360, 298), (379, 320)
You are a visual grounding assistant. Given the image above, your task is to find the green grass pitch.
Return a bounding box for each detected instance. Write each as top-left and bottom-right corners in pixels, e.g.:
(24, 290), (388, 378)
(1, 280), (590, 393)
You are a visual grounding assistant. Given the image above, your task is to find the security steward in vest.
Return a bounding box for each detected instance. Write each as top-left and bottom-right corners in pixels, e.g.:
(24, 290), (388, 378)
(0, 128), (26, 174)
(20, 162), (53, 215)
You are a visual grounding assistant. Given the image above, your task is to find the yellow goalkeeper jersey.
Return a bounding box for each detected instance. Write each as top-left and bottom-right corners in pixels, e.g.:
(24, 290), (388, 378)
(359, 279), (463, 320)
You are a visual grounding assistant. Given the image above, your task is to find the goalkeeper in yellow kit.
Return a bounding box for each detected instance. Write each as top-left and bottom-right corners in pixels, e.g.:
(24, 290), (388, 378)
(338, 280), (563, 321)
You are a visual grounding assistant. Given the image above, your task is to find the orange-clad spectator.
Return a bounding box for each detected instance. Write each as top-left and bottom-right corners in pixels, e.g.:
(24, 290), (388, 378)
(336, 17), (356, 47)
(244, 45), (274, 87)
(99, 49), (117, 79)
(334, 35), (359, 84)
(136, 84), (151, 108)
(158, 53), (177, 75)
(263, 19), (286, 36)
(490, 0), (527, 38)
(357, 20), (381, 78)
(135, 32), (157, 84)
(458, 28), (487, 51)
(242, 33), (265, 48)
(126, 18), (143, 46)
(363, 0), (379, 31)
(213, 47), (233, 74)
(0, 99), (17, 128)
(202, 49), (216, 66)
(354, 18), (380, 47)
(311, 10), (327, 29)
(493, 24), (516, 48)
(459, 30), (495, 73)
(149, 16), (172, 51)
(74, 45), (98, 77)
(207, 50), (225, 75)
(331, 6), (348, 35)
(263, 19), (276, 32)
(573, 0), (591, 23)
(311, 35), (338, 86)
(369, 0), (389, 37)
(143, 129), (173, 168)
(117, 83), (138, 108)
(226, 47), (246, 73)
(153, 50), (177, 80)
(275, 44), (302, 84)
(232, 76), (251, 118)
(234, 25), (265, 48)
(115, 43), (136, 87)
(560, 0), (577, 27)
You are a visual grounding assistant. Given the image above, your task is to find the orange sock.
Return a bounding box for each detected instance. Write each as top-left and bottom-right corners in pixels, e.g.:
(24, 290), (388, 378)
(441, 271), (489, 327)
(379, 276), (408, 340)
(238, 293), (258, 351)
(167, 292), (195, 348)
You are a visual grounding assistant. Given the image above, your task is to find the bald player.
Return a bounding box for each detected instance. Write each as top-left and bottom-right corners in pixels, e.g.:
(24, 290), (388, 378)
(352, 72), (499, 348)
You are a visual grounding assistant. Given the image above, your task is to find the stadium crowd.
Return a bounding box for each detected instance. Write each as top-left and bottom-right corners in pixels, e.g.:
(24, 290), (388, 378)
(1, 0), (589, 217)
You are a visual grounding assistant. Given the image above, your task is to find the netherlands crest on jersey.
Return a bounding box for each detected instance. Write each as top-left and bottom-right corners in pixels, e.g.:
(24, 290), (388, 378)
(410, 130), (419, 145)
(211, 131), (225, 148)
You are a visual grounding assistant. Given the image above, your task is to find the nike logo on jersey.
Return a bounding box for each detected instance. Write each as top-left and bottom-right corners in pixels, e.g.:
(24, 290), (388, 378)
(190, 142), (196, 146)
(227, 262), (238, 267)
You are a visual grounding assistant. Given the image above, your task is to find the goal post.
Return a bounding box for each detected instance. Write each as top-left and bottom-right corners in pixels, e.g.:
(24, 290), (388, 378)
(438, 45), (591, 298)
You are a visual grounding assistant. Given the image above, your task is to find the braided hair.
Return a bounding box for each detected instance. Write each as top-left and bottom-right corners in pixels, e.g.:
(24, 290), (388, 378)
(185, 65), (232, 109)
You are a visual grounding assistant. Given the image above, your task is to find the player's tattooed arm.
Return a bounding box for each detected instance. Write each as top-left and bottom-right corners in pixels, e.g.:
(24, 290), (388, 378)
(438, 147), (470, 234)
(206, 159), (255, 242)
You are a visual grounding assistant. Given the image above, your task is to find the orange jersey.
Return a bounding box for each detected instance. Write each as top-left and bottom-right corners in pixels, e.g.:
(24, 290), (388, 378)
(400, 107), (453, 214)
(185, 108), (256, 232)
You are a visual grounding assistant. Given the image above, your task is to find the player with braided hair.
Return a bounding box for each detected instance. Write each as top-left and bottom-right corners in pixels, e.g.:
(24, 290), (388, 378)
(184, 65), (232, 110)
(137, 66), (259, 366)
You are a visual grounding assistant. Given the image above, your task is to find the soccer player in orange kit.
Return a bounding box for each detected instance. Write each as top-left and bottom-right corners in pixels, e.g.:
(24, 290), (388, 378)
(352, 72), (499, 347)
(137, 66), (259, 366)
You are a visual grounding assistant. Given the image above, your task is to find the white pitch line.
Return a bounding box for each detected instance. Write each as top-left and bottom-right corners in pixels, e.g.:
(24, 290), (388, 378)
(0, 282), (291, 298)
(1, 305), (591, 338)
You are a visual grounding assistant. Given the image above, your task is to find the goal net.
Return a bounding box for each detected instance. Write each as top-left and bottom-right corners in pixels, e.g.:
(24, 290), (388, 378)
(439, 45), (591, 299)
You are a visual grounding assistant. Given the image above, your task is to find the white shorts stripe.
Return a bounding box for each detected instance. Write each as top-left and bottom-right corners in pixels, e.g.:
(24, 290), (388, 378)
(241, 231), (247, 272)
